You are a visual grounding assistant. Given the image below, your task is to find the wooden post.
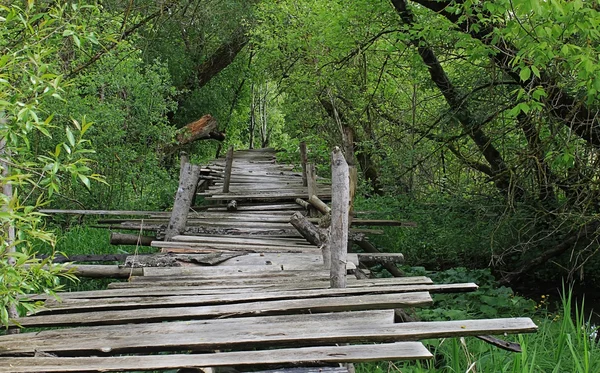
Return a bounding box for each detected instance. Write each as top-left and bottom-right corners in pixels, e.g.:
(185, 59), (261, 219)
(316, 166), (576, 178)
(179, 151), (189, 179)
(330, 147), (349, 288)
(306, 163), (318, 217)
(300, 141), (308, 187)
(222, 146), (234, 193)
(164, 162), (201, 241)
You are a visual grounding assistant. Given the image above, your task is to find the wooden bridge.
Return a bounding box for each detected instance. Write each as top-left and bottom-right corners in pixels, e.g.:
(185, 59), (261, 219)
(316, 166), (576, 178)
(0, 147), (536, 372)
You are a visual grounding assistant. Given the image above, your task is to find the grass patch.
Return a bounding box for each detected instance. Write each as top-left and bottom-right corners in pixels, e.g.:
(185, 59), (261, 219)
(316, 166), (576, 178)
(356, 287), (600, 373)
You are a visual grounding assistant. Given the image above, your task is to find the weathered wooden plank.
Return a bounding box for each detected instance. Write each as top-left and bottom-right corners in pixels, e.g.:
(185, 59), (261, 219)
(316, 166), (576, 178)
(151, 241), (321, 254)
(170, 235), (312, 248)
(0, 316), (537, 359)
(131, 271), (333, 283)
(25, 276), (435, 300)
(357, 253), (405, 264)
(207, 192), (332, 201)
(0, 343), (432, 372)
(38, 283), (478, 314)
(13, 292), (433, 327)
(106, 275), (331, 288)
(206, 203), (302, 211)
(38, 209), (162, 216)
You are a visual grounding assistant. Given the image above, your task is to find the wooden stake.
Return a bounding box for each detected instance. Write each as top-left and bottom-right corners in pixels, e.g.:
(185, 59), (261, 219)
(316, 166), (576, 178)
(222, 146), (234, 193)
(330, 147), (349, 288)
(306, 163), (318, 217)
(165, 163), (201, 241)
(300, 141), (308, 187)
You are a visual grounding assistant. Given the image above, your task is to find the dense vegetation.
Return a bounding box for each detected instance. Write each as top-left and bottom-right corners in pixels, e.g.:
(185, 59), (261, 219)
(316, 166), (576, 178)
(1, 0), (600, 369)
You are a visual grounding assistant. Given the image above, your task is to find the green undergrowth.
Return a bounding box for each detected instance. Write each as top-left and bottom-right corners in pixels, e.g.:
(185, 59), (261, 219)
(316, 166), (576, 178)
(356, 287), (600, 373)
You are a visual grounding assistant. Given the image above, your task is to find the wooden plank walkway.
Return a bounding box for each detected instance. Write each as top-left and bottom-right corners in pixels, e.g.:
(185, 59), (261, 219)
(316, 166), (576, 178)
(2, 148), (537, 372)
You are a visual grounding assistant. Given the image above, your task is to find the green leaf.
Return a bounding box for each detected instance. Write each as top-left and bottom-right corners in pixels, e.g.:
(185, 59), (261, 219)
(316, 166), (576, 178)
(520, 66), (531, 82)
(77, 174), (90, 189)
(66, 127), (75, 147)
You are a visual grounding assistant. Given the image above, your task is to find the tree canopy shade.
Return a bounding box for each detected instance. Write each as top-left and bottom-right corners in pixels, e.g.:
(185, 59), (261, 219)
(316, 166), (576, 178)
(3, 0), (600, 327)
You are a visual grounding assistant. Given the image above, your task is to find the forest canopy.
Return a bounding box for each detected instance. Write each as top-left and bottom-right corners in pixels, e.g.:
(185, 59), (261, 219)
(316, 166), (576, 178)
(2, 0), (600, 300)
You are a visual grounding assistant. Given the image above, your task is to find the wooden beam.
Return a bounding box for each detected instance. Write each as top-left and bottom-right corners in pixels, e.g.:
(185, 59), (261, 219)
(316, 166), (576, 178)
(222, 146), (234, 193)
(330, 147), (349, 289)
(109, 232), (154, 246)
(300, 141), (308, 187)
(0, 342), (433, 372)
(164, 163), (202, 241)
(13, 292), (434, 327)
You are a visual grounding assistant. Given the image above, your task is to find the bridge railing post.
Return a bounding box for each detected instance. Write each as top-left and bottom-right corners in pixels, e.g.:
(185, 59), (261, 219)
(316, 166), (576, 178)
(330, 146), (349, 288)
(222, 146), (234, 193)
(300, 141), (308, 187)
(165, 161), (201, 241)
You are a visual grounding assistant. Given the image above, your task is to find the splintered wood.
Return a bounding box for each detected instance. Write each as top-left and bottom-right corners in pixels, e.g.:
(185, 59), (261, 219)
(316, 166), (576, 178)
(3, 148), (537, 372)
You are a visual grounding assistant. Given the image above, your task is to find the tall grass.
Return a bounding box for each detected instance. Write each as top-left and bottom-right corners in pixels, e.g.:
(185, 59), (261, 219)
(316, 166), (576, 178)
(356, 288), (600, 373)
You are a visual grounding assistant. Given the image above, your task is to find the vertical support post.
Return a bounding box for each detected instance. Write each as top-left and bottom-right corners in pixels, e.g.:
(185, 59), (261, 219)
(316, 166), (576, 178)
(306, 163), (318, 217)
(165, 162), (201, 241)
(330, 147), (349, 288)
(222, 146), (234, 193)
(300, 141), (308, 187)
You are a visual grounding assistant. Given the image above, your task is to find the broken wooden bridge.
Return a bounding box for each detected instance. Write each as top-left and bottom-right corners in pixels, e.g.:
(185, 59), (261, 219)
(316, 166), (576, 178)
(0, 147), (537, 372)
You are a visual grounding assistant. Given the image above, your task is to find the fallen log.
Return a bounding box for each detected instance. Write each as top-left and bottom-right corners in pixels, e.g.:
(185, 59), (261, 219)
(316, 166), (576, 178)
(110, 232), (155, 246)
(290, 211), (330, 268)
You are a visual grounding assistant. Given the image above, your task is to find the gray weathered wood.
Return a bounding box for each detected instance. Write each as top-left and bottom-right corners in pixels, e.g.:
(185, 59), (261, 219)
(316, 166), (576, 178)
(0, 316), (537, 359)
(357, 253), (405, 264)
(165, 162), (202, 241)
(295, 198), (310, 209)
(290, 211), (330, 268)
(38, 283), (478, 314)
(0, 342), (433, 372)
(109, 232), (154, 246)
(13, 292), (434, 327)
(222, 146), (234, 193)
(25, 276), (436, 301)
(300, 141), (308, 187)
(330, 147), (349, 289)
(50, 264), (143, 278)
(308, 195), (331, 214)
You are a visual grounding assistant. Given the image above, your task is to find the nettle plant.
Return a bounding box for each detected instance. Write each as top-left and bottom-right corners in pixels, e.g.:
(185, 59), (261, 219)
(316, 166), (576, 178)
(0, 2), (104, 327)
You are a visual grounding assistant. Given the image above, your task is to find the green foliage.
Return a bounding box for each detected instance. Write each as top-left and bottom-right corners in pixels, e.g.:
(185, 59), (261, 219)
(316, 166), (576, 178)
(356, 287), (600, 373)
(0, 1), (112, 327)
